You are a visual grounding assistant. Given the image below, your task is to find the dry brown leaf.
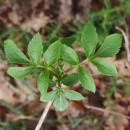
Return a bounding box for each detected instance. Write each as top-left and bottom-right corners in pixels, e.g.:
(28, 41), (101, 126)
(104, 104), (129, 130)
(56, 101), (86, 121)
(57, 124), (70, 130)
(58, 0), (73, 24)
(0, 128), (5, 130)
(0, 63), (7, 71)
(8, 4), (21, 25)
(21, 13), (49, 31)
(104, 116), (129, 130)
(115, 59), (130, 77)
(0, 76), (26, 106)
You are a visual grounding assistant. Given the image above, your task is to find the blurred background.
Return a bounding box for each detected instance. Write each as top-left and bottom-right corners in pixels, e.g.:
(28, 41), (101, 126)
(0, 0), (130, 130)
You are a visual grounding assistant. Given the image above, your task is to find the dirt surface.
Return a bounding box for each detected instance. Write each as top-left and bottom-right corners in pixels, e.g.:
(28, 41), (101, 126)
(0, 0), (130, 130)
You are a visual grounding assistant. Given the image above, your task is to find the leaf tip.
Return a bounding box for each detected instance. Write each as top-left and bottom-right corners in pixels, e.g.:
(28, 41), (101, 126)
(89, 87), (96, 93)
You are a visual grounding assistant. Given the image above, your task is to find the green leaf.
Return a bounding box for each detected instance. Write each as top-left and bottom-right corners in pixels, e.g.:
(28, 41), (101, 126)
(28, 33), (43, 64)
(49, 81), (56, 87)
(78, 66), (96, 93)
(61, 35), (76, 46)
(95, 34), (122, 57)
(61, 73), (79, 86)
(7, 66), (35, 79)
(47, 37), (58, 46)
(44, 40), (61, 66)
(37, 70), (49, 97)
(53, 95), (69, 111)
(62, 89), (84, 100)
(40, 90), (57, 102)
(61, 44), (79, 65)
(91, 58), (117, 76)
(4, 40), (30, 64)
(81, 21), (98, 57)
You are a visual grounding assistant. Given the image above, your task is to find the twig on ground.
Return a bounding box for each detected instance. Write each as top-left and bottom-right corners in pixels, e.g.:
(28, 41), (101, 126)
(14, 115), (37, 121)
(116, 26), (130, 71)
(84, 104), (130, 120)
(35, 101), (53, 130)
(116, 26), (130, 61)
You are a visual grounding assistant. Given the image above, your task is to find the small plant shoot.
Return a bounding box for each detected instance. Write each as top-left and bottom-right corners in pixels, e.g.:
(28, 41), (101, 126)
(4, 22), (122, 111)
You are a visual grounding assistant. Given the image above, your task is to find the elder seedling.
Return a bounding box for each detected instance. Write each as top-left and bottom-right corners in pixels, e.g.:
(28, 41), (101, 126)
(4, 22), (122, 128)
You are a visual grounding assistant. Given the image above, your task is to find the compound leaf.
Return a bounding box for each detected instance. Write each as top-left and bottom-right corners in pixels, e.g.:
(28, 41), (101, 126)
(28, 33), (43, 64)
(40, 90), (57, 102)
(96, 34), (122, 57)
(7, 66), (35, 79)
(61, 35), (76, 46)
(78, 66), (96, 93)
(81, 21), (98, 57)
(61, 44), (79, 65)
(61, 73), (79, 86)
(53, 95), (69, 111)
(44, 40), (61, 66)
(62, 89), (84, 100)
(91, 58), (117, 76)
(37, 70), (49, 97)
(4, 40), (30, 64)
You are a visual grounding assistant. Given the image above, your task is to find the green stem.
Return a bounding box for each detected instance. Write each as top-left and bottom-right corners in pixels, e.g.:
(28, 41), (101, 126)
(65, 66), (75, 73)
(81, 59), (89, 65)
(65, 59), (89, 73)
(37, 65), (57, 76)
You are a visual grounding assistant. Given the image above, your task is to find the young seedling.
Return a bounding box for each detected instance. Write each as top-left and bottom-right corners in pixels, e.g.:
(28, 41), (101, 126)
(4, 22), (122, 129)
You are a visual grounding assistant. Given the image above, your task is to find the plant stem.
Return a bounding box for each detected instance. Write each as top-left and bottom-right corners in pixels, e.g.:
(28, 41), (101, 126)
(81, 59), (89, 65)
(35, 101), (53, 130)
(84, 104), (130, 120)
(64, 59), (89, 73)
(37, 65), (57, 76)
(65, 66), (75, 73)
